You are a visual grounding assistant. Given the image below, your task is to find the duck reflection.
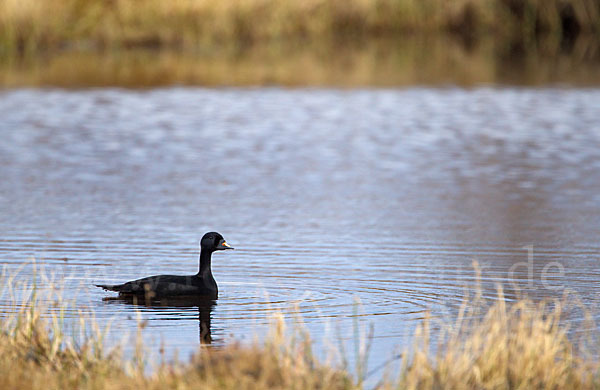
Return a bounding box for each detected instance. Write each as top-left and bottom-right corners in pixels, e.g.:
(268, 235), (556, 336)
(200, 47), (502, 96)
(102, 295), (217, 344)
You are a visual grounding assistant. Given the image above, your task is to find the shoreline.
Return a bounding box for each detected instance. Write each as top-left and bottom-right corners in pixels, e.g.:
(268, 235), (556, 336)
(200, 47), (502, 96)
(1, 0), (599, 55)
(2, 34), (600, 88)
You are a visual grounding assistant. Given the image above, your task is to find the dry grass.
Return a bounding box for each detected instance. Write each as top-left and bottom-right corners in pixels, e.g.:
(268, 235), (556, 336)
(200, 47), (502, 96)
(0, 275), (598, 389)
(0, 0), (599, 53)
(399, 287), (600, 389)
(0, 282), (355, 390)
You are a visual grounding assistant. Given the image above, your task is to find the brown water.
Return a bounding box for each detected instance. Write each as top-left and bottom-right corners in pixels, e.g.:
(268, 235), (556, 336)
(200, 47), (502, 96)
(0, 87), (599, 376)
(2, 35), (600, 88)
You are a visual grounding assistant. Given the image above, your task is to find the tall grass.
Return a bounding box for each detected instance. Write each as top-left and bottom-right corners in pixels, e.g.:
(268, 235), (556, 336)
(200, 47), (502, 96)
(399, 287), (600, 389)
(0, 275), (598, 389)
(0, 279), (354, 389)
(0, 0), (599, 54)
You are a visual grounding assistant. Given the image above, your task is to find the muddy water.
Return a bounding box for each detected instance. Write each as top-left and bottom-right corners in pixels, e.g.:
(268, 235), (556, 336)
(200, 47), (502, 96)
(0, 87), (599, 375)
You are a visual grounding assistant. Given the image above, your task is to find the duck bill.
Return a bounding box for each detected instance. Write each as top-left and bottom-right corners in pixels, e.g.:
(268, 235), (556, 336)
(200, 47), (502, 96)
(219, 240), (234, 250)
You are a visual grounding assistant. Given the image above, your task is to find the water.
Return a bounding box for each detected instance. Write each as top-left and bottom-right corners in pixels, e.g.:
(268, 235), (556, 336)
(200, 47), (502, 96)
(3, 36), (600, 88)
(1, 87), (599, 375)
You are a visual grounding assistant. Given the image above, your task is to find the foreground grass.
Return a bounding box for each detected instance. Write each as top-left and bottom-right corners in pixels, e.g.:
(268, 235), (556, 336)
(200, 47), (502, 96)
(0, 291), (353, 390)
(1, 0), (599, 54)
(0, 285), (598, 389)
(400, 288), (599, 389)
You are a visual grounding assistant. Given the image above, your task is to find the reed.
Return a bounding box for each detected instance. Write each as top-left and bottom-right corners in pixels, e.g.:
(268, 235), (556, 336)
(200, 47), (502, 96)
(398, 287), (600, 389)
(0, 277), (355, 389)
(0, 273), (598, 389)
(0, 0), (599, 54)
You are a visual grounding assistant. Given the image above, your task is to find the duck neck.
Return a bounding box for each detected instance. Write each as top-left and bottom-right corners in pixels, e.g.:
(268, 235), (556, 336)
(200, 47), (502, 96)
(198, 249), (213, 277)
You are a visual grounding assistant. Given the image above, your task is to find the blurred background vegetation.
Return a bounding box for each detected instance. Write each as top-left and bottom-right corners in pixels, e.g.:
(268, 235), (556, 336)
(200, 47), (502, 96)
(1, 0), (599, 86)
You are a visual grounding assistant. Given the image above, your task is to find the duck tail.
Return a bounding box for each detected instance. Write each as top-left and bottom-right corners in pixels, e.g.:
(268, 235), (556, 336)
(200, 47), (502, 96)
(95, 284), (116, 291)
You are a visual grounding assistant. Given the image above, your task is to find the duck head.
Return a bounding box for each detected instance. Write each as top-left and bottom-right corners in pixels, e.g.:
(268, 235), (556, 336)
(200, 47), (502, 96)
(201, 232), (234, 252)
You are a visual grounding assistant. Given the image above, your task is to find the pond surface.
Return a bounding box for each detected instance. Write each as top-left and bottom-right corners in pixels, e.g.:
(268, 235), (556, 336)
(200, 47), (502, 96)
(0, 87), (599, 375)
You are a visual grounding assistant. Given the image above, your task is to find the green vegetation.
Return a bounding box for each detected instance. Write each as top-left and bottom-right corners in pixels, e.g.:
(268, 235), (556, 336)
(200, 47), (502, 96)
(1, 0), (599, 54)
(1, 279), (599, 389)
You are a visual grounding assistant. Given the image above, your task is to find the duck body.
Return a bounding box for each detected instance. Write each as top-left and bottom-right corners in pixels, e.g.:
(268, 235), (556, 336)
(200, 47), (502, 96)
(96, 273), (218, 298)
(96, 232), (233, 299)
